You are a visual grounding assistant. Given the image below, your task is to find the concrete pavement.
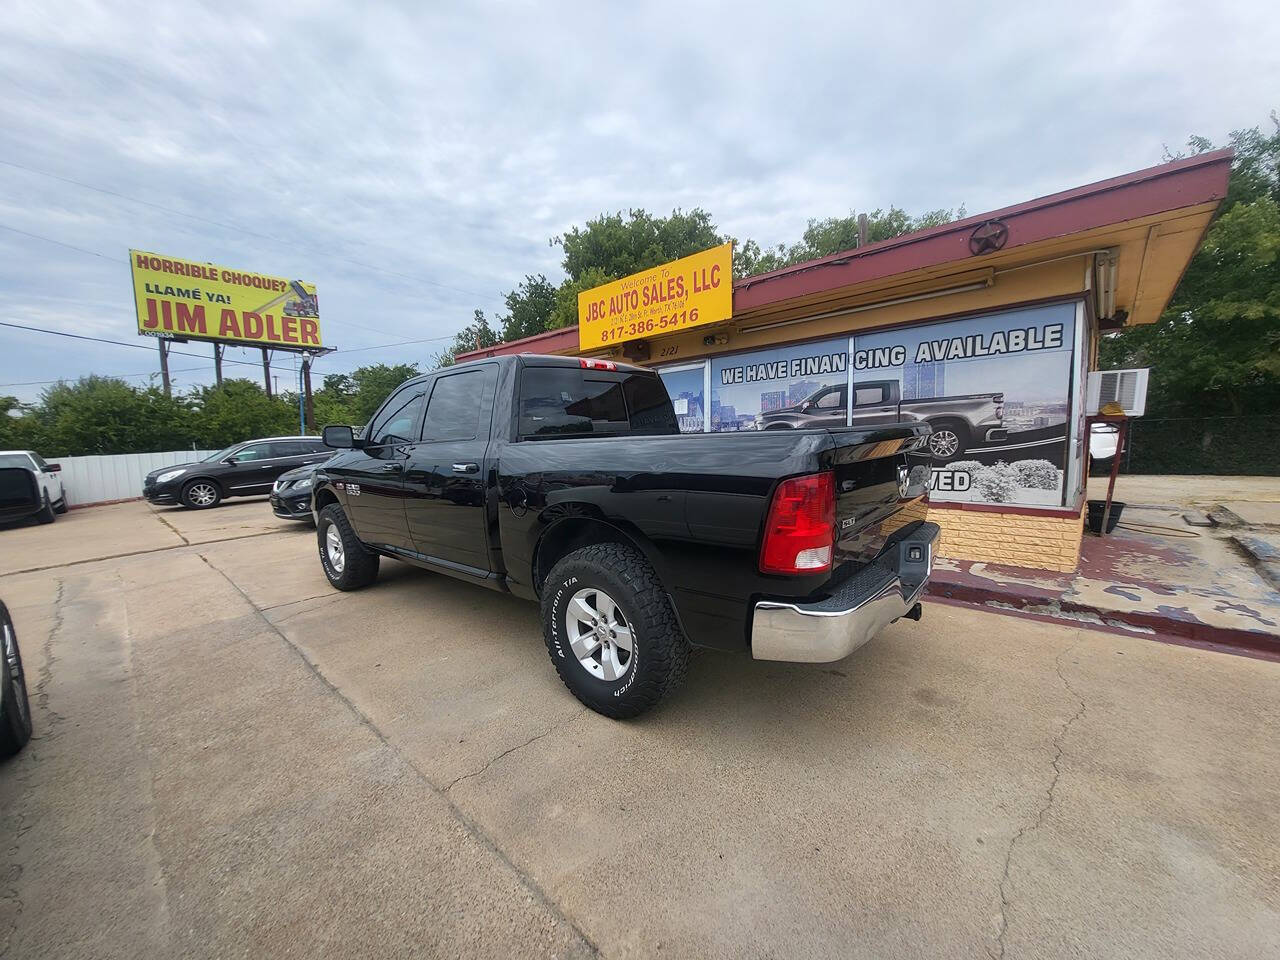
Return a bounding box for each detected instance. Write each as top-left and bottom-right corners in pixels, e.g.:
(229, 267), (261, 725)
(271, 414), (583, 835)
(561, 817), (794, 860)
(1, 498), (1278, 958)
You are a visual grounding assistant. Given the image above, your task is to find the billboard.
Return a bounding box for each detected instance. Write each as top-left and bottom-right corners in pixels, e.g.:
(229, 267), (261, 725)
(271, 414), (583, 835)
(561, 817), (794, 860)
(130, 250), (322, 350)
(578, 243), (732, 350)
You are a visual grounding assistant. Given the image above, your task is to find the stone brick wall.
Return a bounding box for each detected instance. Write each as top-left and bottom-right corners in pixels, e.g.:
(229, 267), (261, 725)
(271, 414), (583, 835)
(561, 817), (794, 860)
(930, 505), (1084, 572)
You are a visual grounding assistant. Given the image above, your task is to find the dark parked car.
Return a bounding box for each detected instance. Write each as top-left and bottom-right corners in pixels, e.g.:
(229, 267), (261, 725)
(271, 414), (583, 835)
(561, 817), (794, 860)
(270, 458), (331, 523)
(0, 599), (32, 758)
(312, 355), (937, 719)
(0, 466), (56, 525)
(143, 436), (331, 509)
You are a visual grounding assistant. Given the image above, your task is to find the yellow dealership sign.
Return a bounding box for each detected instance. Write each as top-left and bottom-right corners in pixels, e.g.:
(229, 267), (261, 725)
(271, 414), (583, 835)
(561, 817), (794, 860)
(578, 242), (733, 349)
(130, 249), (322, 349)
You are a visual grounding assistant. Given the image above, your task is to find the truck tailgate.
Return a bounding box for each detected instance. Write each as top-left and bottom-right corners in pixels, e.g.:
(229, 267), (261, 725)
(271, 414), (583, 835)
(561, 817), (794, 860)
(824, 423), (932, 569)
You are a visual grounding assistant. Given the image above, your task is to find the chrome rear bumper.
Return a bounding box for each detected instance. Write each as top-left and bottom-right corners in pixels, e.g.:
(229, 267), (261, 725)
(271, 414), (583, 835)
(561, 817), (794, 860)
(751, 522), (940, 663)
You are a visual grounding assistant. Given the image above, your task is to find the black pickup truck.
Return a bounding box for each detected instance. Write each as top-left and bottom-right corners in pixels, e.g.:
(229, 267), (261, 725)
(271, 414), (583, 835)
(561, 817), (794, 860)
(313, 354), (939, 718)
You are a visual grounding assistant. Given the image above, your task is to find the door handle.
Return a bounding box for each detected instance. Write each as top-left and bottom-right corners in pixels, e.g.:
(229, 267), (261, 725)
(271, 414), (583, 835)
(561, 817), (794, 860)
(379, 462), (404, 472)
(452, 462), (479, 474)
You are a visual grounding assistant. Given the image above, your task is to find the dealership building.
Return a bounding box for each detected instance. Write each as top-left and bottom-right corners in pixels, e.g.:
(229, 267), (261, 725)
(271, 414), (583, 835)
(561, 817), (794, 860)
(459, 150), (1232, 572)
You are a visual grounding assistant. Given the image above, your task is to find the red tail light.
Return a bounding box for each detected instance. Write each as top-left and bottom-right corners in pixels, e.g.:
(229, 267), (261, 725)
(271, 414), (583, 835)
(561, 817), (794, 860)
(759, 471), (836, 575)
(579, 358), (617, 371)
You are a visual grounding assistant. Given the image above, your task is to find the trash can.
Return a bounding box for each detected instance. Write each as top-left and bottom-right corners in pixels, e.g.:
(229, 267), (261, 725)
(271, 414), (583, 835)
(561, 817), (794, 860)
(1086, 499), (1125, 534)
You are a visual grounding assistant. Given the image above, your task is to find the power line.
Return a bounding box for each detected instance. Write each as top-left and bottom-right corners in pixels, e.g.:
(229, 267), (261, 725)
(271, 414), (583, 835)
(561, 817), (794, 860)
(0, 157), (496, 299)
(0, 319), (261, 366)
(0, 365), (205, 388)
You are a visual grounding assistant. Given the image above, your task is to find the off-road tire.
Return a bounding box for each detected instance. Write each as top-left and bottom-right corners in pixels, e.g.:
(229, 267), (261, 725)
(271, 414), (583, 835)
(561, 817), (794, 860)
(0, 602), (33, 759)
(35, 493), (55, 524)
(53, 497), (68, 514)
(317, 503), (379, 590)
(181, 479), (222, 510)
(541, 542), (691, 719)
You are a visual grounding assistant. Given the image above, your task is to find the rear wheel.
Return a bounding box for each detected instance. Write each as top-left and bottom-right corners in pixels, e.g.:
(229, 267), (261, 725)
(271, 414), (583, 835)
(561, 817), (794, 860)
(926, 419), (970, 460)
(317, 503), (379, 590)
(0, 602), (33, 759)
(181, 479), (221, 509)
(541, 542), (690, 719)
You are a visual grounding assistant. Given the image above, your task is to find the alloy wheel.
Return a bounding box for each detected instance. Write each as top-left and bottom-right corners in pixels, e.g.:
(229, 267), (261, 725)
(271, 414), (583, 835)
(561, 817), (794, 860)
(565, 587), (634, 682)
(325, 524), (346, 573)
(2, 622), (26, 725)
(929, 430), (959, 458)
(187, 483), (217, 507)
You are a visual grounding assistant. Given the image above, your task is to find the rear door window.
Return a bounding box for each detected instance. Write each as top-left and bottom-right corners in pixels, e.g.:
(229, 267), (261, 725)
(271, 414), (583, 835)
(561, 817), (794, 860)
(517, 366), (676, 439)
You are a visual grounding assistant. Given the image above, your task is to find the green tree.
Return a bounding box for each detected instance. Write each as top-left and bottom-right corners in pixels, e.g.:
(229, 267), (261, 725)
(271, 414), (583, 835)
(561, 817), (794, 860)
(734, 206), (963, 277)
(13, 376), (195, 456)
(343, 363), (421, 424)
(193, 379), (297, 448)
(1101, 118), (1280, 415)
(432, 310), (500, 368)
(557, 208), (726, 283)
(498, 274), (558, 341)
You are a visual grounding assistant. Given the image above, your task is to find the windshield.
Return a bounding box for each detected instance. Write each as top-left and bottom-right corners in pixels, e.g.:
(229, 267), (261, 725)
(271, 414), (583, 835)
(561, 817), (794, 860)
(0, 454), (32, 468)
(201, 444), (240, 462)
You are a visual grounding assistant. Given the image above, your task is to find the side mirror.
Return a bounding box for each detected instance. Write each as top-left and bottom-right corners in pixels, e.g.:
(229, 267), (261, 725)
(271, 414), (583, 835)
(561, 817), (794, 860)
(46, 463), (61, 473)
(323, 425), (361, 449)
(1089, 423), (1119, 459)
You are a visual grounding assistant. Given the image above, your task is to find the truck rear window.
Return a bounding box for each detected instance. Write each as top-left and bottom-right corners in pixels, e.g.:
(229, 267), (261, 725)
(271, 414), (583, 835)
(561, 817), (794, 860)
(518, 367), (678, 439)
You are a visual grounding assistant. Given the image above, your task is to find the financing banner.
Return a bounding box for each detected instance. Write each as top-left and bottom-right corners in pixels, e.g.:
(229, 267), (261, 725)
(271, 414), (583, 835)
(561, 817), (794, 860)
(853, 302), (1077, 507)
(130, 249), (322, 349)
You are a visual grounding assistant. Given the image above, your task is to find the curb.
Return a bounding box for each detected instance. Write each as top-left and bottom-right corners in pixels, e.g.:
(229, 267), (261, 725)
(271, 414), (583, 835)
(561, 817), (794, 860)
(926, 577), (1280, 663)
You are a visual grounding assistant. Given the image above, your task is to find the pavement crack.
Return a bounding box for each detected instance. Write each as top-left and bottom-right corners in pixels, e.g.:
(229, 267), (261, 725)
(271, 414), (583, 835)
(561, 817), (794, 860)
(445, 711), (587, 793)
(196, 552), (602, 958)
(988, 638), (1088, 960)
(33, 579), (67, 732)
(3, 530), (281, 576)
(151, 512), (189, 546)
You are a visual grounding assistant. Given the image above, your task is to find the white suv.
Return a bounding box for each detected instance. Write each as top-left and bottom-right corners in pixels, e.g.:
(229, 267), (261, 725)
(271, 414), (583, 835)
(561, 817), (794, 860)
(0, 450), (66, 516)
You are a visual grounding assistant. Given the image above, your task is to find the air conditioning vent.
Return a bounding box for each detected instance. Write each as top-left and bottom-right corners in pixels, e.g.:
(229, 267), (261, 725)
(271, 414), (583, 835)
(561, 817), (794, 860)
(1086, 368), (1148, 416)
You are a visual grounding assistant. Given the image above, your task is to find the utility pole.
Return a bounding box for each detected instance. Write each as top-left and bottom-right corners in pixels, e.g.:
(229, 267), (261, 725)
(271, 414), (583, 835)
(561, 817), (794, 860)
(261, 347), (272, 398)
(213, 343), (224, 386)
(302, 354), (315, 432)
(158, 338), (171, 397)
(857, 213), (869, 249)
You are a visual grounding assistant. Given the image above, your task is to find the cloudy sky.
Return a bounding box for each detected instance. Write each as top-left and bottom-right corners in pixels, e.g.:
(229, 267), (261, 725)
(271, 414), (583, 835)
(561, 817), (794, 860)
(1, 0), (1277, 403)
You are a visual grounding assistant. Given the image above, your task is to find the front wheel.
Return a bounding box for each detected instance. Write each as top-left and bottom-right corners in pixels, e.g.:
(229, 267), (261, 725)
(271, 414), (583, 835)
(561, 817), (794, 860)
(35, 493), (55, 524)
(317, 504), (379, 590)
(0, 602), (33, 759)
(541, 542), (691, 719)
(53, 496), (68, 514)
(181, 479), (222, 509)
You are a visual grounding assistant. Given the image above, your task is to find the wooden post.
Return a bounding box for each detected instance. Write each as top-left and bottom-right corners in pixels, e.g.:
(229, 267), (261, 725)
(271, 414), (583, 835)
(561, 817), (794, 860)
(857, 213), (869, 248)
(302, 355), (315, 432)
(213, 343), (223, 386)
(261, 347), (272, 398)
(158, 338), (171, 397)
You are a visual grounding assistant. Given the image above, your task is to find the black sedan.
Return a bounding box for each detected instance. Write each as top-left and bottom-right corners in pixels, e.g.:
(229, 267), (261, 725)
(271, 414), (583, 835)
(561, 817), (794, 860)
(143, 436), (330, 509)
(270, 459), (329, 523)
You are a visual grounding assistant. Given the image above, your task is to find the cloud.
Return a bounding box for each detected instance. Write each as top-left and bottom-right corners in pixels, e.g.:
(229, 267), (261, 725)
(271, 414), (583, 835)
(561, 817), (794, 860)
(1, 0), (1278, 402)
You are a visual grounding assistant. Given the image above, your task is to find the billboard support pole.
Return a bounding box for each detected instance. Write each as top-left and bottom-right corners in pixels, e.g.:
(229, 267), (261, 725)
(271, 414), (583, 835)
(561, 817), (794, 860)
(261, 347), (272, 398)
(302, 355), (315, 433)
(213, 343), (224, 386)
(158, 338), (171, 397)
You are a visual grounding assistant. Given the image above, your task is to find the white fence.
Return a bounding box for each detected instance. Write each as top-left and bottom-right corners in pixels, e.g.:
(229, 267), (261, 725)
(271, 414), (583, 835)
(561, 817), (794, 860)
(54, 450), (215, 508)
